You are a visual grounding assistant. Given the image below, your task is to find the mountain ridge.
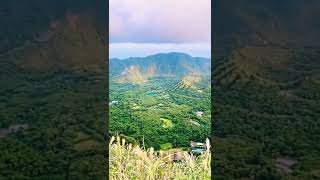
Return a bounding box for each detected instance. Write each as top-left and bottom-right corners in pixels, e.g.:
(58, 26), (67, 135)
(110, 52), (210, 61)
(109, 52), (210, 84)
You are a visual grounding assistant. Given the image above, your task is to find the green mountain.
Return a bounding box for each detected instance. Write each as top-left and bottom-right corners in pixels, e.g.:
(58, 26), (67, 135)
(110, 52), (210, 83)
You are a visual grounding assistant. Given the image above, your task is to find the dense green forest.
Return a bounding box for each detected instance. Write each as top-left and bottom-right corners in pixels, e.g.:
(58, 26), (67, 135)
(109, 78), (211, 149)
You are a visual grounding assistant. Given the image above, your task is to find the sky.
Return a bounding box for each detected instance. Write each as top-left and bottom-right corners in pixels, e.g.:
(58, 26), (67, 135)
(109, 0), (211, 59)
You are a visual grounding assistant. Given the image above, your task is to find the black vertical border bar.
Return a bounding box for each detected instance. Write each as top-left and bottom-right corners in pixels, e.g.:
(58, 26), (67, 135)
(106, 0), (110, 178)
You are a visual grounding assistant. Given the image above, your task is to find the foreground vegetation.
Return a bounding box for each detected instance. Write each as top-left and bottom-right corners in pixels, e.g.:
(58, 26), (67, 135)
(109, 136), (211, 179)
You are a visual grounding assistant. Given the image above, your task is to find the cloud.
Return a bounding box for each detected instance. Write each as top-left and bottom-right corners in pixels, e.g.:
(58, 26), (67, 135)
(109, 0), (211, 43)
(109, 43), (211, 59)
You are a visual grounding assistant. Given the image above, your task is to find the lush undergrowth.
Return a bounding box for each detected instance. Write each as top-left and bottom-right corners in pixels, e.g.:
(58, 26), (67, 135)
(109, 136), (211, 179)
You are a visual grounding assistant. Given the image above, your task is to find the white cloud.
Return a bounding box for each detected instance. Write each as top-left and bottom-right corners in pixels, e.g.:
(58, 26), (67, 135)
(109, 0), (211, 43)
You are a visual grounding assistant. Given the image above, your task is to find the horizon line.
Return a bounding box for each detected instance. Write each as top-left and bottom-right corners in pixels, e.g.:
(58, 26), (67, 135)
(109, 42), (211, 59)
(109, 51), (211, 60)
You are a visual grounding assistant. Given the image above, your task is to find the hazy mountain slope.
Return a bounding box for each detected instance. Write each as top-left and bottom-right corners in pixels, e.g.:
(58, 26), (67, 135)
(213, 0), (320, 57)
(214, 46), (320, 90)
(0, 0), (107, 54)
(3, 15), (106, 73)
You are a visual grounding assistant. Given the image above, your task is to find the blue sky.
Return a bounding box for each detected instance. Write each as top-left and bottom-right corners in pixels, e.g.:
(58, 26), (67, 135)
(109, 43), (211, 59)
(109, 0), (211, 58)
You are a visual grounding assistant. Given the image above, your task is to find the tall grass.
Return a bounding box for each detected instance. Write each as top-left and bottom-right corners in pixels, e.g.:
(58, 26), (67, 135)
(109, 136), (211, 179)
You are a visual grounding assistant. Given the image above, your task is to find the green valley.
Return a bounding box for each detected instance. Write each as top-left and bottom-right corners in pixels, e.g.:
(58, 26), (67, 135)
(109, 53), (211, 150)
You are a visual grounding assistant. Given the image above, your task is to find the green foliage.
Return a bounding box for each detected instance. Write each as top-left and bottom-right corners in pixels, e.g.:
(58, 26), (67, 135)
(109, 77), (211, 150)
(0, 72), (107, 178)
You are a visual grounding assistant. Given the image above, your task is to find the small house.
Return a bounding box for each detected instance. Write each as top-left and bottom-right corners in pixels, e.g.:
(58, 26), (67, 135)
(190, 141), (206, 155)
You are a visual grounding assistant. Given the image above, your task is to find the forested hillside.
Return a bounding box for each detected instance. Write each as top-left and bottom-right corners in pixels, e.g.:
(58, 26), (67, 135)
(110, 52), (210, 83)
(0, 1), (107, 179)
(213, 0), (320, 179)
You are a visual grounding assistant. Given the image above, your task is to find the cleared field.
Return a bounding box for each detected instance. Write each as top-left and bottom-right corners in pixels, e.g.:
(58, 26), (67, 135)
(160, 117), (173, 128)
(160, 143), (173, 150)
